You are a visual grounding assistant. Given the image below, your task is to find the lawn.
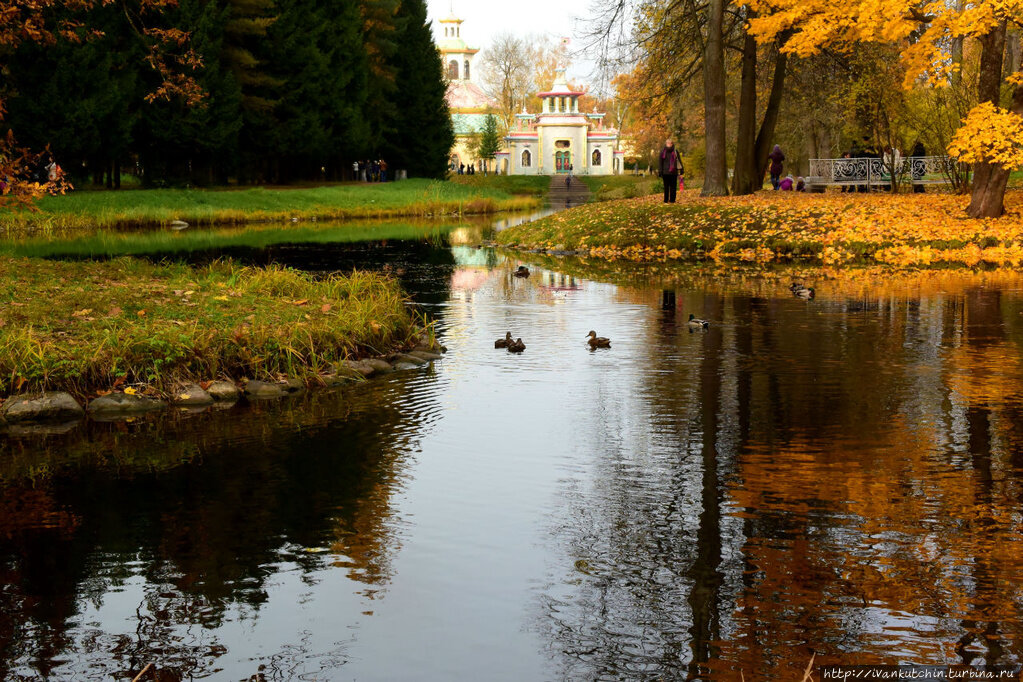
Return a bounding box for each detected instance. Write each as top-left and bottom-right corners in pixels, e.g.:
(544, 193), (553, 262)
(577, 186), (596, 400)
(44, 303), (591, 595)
(1, 179), (542, 233)
(0, 256), (421, 398)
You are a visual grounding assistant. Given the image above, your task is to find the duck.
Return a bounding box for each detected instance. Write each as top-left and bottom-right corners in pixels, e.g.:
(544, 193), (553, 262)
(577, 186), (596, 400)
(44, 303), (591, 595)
(586, 330), (611, 348)
(790, 282), (815, 299)
(507, 338), (526, 353)
(688, 314), (709, 329)
(494, 332), (513, 349)
(514, 266), (530, 278)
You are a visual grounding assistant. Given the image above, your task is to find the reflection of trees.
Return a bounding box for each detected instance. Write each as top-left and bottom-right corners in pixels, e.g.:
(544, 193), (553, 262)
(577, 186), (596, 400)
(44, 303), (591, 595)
(0, 375), (442, 679)
(540, 263), (1023, 679)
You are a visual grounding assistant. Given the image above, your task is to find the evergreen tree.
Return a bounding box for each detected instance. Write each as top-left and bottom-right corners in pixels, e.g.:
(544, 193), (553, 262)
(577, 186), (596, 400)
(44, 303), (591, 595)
(475, 114), (502, 172)
(385, 0), (453, 178)
(136, 0), (244, 185)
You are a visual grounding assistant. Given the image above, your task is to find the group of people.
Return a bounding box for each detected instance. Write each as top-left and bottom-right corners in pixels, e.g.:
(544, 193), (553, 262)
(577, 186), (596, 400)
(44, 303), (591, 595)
(454, 162), (483, 176)
(766, 145), (806, 192)
(656, 135), (931, 202)
(353, 159), (389, 182)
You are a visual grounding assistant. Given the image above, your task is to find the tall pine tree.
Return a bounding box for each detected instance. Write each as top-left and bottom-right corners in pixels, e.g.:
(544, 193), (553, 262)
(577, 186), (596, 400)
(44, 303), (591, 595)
(385, 0), (453, 178)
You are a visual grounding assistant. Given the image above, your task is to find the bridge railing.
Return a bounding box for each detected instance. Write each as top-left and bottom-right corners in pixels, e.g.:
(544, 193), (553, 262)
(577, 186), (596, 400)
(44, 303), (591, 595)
(806, 156), (960, 189)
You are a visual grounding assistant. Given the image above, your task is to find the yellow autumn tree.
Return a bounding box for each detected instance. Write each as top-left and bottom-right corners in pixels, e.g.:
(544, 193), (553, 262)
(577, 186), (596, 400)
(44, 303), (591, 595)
(746, 0), (1023, 218)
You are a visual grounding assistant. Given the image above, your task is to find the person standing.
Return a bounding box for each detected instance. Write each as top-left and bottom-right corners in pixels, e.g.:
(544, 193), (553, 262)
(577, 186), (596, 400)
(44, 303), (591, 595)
(767, 145), (785, 190)
(659, 139), (683, 203)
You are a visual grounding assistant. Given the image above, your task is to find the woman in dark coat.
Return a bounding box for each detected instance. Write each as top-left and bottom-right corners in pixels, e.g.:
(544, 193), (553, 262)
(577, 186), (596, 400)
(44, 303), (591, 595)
(767, 145), (785, 190)
(659, 139), (684, 203)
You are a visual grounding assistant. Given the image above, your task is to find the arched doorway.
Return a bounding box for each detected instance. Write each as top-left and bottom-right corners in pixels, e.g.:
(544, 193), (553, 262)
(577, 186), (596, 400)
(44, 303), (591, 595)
(555, 151), (571, 173)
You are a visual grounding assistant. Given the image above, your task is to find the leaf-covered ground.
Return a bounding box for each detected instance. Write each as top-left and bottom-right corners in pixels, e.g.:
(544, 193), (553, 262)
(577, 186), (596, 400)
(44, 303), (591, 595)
(496, 190), (1023, 267)
(0, 257), (419, 398)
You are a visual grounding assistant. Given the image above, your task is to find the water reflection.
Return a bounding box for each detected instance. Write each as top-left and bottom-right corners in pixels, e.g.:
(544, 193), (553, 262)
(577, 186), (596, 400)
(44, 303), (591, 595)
(4, 234), (1023, 679)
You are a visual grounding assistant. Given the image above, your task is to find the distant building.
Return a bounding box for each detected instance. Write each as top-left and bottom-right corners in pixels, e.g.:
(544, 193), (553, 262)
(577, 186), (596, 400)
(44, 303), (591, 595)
(500, 70), (622, 176)
(437, 11), (497, 171)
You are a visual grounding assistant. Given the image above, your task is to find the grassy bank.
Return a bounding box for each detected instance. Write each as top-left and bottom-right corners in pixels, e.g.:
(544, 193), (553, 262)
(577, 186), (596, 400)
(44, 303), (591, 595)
(580, 175), (660, 201)
(0, 219), (465, 260)
(447, 174), (550, 196)
(0, 256), (420, 398)
(0, 179), (541, 234)
(496, 190), (1023, 268)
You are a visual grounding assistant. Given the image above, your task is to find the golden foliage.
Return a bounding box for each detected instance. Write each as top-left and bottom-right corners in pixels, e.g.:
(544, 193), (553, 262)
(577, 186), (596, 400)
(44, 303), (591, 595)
(948, 102), (1023, 169)
(498, 190), (1023, 267)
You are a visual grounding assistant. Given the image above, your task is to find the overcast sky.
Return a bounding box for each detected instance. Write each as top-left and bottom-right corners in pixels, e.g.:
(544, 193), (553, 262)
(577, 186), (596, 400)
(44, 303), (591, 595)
(425, 0), (606, 86)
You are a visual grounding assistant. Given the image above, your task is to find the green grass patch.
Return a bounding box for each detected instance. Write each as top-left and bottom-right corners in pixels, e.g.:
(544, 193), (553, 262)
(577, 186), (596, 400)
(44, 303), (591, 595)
(0, 220), (461, 260)
(0, 256), (421, 397)
(1, 179), (541, 234)
(447, 174), (550, 196)
(580, 175), (661, 201)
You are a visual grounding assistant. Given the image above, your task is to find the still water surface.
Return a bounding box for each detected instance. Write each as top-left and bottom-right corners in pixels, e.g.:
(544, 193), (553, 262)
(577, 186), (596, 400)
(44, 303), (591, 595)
(3, 222), (1023, 680)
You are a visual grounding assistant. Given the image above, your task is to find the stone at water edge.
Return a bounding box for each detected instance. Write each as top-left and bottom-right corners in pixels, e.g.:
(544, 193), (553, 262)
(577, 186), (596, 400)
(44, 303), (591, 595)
(2, 392), (85, 424)
(170, 220), (189, 230)
(393, 353), (428, 366)
(283, 378), (306, 394)
(342, 359), (376, 378)
(242, 380), (287, 399)
(171, 384), (215, 407)
(88, 392), (167, 416)
(365, 359), (395, 374)
(206, 381), (241, 402)
(408, 350), (443, 362)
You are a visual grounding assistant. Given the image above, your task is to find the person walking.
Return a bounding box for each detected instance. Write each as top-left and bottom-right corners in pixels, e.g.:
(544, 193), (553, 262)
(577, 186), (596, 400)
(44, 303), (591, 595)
(659, 139), (683, 203)
(767, 144), (785, 190)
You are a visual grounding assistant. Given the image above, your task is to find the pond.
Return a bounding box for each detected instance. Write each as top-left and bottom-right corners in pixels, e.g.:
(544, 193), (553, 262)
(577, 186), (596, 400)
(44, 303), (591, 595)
(3, 217), (1023, 680)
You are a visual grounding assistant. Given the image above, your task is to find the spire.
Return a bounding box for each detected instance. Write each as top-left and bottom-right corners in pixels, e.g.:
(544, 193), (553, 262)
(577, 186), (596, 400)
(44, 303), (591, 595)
(551, 68), (569, 91)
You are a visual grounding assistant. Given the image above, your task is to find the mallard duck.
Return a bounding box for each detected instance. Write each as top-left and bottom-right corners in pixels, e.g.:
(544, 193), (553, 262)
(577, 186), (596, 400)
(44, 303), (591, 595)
(514, 266), (530, 278)
(507, 338), (526, 353)
(792, 284), (815, 300)
(495, 332), (513, 348)
(688, 314), (709, 329)
(586, 330), (611, 348)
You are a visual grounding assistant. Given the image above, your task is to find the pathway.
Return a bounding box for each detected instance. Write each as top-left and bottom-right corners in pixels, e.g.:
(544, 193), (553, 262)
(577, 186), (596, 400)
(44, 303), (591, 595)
(547, 174), (590, 209)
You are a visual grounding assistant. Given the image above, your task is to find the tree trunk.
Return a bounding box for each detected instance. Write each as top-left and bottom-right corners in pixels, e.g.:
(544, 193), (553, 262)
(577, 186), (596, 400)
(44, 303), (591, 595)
(114, 159), (121, 189)
(732, 22), (759, 195)
(752, 49), (788, 186)
(702, 0), (728, 196)
(968, 21), (1009, 218)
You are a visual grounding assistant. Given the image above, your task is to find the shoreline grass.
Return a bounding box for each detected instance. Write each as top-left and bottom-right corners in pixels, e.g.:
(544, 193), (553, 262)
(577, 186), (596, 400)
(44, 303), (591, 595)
(0, 219), (472, 260)
(496, 189), (1023, 268)
(0, 179), (542, 234)
(0, 256), (422, 399)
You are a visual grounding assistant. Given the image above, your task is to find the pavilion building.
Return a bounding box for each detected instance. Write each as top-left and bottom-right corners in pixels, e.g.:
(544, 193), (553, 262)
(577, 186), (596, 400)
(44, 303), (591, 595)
(499, 70), (622, 176)
(437, 11), (497, 171)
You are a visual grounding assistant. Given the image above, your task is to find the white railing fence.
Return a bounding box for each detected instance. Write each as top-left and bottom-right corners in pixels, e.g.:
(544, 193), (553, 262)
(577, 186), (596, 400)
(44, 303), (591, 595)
(806, 156), (960, 187)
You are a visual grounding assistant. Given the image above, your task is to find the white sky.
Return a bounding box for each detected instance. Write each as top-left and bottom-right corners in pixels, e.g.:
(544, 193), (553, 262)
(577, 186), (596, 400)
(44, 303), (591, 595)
(426, 0), (604, 87)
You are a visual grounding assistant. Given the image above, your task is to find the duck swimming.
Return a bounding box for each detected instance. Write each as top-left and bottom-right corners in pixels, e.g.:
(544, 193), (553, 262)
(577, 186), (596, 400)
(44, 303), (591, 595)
(790, 282), (815, 299)
(586, 330), (611, 348)
(514, 266), (530, 278)
(507, 338), (526, 353)
(688, 314), (709, 329)
(495, 332), (513, 348)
